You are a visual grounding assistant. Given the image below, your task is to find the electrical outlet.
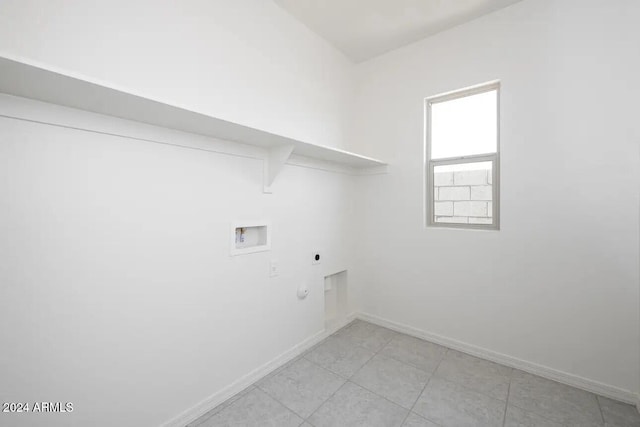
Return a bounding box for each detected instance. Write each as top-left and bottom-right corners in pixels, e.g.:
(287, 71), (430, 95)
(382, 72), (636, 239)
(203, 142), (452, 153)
(269, 260), (279, 277)
(312, 252), (321, 265)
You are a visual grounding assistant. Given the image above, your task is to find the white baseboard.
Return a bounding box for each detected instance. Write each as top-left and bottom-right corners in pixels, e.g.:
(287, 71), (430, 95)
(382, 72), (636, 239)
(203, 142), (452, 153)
(357, 312), (638, 405)
(162, 314), (356, 427)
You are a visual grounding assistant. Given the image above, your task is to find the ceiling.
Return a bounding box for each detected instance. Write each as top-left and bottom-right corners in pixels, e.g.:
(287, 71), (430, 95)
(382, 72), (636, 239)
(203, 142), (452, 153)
(274, 0), (523, 62)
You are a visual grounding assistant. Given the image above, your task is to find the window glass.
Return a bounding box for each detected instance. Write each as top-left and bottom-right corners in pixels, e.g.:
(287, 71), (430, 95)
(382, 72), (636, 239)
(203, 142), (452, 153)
(431, 90), (497, 159)
(433, 161), (492, 225)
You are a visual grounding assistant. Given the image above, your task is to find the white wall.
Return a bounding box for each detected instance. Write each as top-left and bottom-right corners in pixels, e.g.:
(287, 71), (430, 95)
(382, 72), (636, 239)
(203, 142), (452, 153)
(351, 0), (640, 398)
(0, 0), (354, 150)
(0, 2), (361, 425)
(2, 1), (639, 425)
(0, 96), (356, 426)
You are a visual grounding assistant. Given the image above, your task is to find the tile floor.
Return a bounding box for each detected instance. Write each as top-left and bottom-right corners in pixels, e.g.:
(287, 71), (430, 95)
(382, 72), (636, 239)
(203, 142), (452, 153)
(188, 320), (640, 427)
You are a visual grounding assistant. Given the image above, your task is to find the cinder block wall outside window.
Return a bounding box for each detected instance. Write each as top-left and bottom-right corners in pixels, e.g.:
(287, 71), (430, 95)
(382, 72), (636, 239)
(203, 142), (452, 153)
(434, 169), (493, 224)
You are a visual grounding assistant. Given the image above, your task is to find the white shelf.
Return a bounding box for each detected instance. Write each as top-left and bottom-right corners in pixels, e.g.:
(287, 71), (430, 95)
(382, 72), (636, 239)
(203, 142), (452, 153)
(0, 54), (387, 186)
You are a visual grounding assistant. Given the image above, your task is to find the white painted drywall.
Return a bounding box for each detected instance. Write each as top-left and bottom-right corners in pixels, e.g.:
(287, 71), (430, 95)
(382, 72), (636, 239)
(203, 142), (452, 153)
(350, 0), (640, 397)
(0, 0), (354, 150)
(0, 96), (356, 426)
(1, 1), (639, 424)
(0, 3), (360, 425)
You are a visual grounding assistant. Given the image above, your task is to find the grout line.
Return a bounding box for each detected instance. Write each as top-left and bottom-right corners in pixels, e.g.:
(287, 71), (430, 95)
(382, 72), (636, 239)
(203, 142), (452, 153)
(257, 336), (356, 422)
(190, 385), (256, 426)
(256, 321), (360, 423)
(377, 336), (443, 375)
(197, 322), (357, 426)
(206, 321), (591, 427)
(308, 323), (395, 382)
(595, 395), (606, 425)
(268, 339), (444, 427)
(505, 391), (600, 427)
(424, 368), (510, 407)
(187, 386), (252, 426)
(360, 315), (618, 407)
(502, 370), (512, 427)
(401, 347), (448, 427)
(314, 321), (451, 426)
(344, 379), (418, 419)
(506, 401), (580, 426)
(346, 325), (396, 378)
(508, 370), (607, 426)
(300, 347), (360, 383)
(253, 380), (309, 422)
(304, 320), (393, 372)
(360, 315), (635, 404)
(206, 320), (615, 427)
(302, 322), (400, 422)
(253, 372), (316, 425)
(254, 386), (310, 422)
(303, 380), (350, 423)
(300, 321), (371, 372)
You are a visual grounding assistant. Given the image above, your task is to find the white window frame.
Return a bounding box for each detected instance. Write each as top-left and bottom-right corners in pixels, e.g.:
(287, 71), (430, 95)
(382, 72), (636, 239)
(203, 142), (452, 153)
(425, 81), (500, 230)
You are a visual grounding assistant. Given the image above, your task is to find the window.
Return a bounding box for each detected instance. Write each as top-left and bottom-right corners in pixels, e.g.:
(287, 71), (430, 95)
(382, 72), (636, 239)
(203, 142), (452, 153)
(425, 82), (499, 229)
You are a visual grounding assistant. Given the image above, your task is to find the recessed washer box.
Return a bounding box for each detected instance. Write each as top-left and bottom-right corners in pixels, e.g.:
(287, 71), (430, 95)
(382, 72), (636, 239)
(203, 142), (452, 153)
(230, 221), (271, 256)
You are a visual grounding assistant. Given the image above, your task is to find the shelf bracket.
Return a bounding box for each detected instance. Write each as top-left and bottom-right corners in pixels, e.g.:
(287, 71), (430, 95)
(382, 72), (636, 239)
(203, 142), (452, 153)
(263, 144), (294, 193)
